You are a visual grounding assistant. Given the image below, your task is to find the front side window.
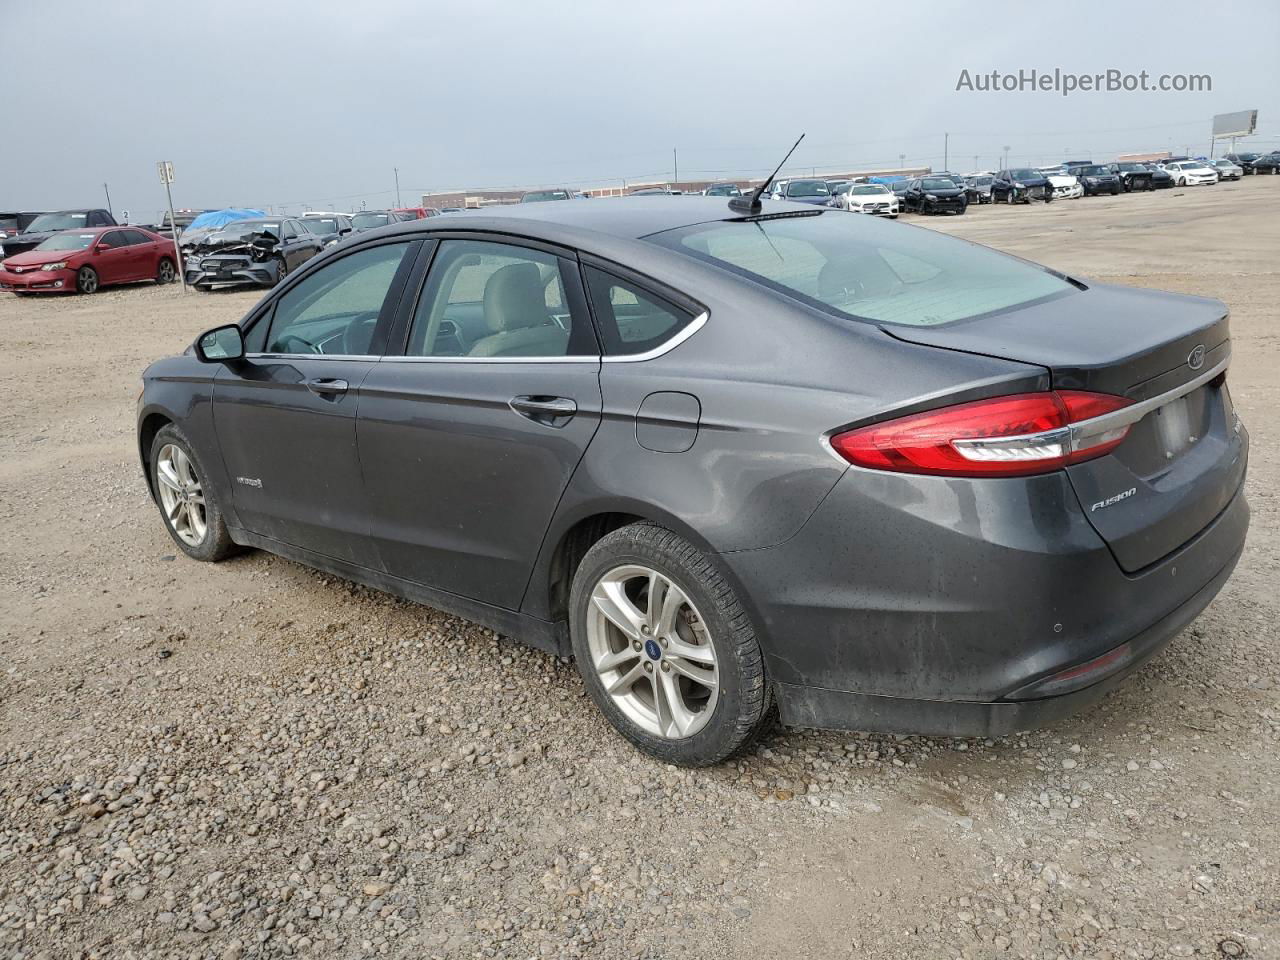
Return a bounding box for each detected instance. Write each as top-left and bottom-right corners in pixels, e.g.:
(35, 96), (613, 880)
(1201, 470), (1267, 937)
(100, 230), (127, 248)
(650, 211), (1074, 327)
(407, 240), (593, 358)
(584, 267), (695, 356)
(264, 242), (411, 355)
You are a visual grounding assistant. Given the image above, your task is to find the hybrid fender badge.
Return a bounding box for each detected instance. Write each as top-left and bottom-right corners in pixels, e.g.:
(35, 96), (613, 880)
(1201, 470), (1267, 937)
(1091, 487), (1136, 511)
(235, 476), (263, 488)
(1187, 344), (1206, 371)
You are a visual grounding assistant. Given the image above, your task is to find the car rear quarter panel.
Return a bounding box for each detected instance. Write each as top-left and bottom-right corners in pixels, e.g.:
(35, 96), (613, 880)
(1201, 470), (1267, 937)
(521, 268), (1050, 621)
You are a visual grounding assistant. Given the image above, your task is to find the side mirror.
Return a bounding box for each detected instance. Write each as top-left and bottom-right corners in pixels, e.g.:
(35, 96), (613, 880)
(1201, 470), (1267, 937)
(195, 324), (245, 363)
(96, 243), (111, 251)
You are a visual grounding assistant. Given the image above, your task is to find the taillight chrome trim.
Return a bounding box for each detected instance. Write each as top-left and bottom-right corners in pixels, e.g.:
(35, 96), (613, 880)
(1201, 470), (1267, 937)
(1068, 352), (1229, 447)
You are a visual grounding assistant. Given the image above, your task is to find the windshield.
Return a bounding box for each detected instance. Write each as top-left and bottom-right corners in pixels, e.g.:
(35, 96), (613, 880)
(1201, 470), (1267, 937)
(971, 177), (993, 186)
(1008, 169), (1040, 180)
(920, 178), (956, 190)
(351, 213), (391, 229)
(1079, 166), (1110, 175)
(25, 212), (90, 233)
(705, 184), (741, 196)
(851, 185), (889, 195)
(786, 180), (830, 197)
(302, 218), (341, 234)
(650, 211), (1073, 327)
(36, 233), (97, 252)
(522, 190), (570, 202)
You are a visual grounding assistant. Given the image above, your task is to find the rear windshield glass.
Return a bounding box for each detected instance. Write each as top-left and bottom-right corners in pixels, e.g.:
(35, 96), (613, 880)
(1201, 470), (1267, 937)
(302, 218), (340, 234)
(351, 213), (391, 229)
(649, 212), (1074, 327)
(785, 180), (830, 197)
(1007, 169), (1040, 179)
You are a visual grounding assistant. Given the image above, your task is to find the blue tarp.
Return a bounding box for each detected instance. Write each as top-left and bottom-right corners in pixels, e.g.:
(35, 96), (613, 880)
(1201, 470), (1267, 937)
(184, 208), (266, 232)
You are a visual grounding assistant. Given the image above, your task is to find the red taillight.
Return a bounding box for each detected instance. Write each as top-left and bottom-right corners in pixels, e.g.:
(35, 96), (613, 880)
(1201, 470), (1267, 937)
(830, 390), (1133, 478)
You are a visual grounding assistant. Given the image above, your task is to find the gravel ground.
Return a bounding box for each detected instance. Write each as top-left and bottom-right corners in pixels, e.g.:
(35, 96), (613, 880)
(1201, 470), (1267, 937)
(2, 179), (1278, 960)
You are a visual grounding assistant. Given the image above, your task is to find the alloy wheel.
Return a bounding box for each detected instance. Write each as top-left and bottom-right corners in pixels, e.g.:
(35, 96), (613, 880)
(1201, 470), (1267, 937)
(586, 564), (719, 739)
(158, 259), (175, 283)
(78, 267), (98, 294)
(156, 443), (208, 547)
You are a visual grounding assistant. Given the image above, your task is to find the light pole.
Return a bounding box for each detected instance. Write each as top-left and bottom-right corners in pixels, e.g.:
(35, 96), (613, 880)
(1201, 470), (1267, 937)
(394, 167), (401, 208)
(898, 153), (905, 170)
(1002, 145), (1010, 169)
(943, 132), (949, 172)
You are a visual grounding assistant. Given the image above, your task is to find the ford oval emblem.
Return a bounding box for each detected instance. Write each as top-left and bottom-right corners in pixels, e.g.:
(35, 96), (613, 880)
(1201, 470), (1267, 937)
(1187, 344), (1206, 371)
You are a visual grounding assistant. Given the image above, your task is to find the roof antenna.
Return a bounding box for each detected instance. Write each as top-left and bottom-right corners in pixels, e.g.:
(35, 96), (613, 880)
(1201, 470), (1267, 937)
(729, 133), (805, 214)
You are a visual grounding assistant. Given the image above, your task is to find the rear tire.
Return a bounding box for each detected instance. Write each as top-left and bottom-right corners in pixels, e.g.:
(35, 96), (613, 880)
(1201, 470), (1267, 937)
(76, 265), (99, 294)
(156, 257), (175, 284)
(149, 424), (237, 562)
(569, 522), (774, 766)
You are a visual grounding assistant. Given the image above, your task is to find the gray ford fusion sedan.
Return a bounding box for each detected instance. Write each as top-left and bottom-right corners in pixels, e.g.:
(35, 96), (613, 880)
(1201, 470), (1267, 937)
(138, 196), (1249, 766)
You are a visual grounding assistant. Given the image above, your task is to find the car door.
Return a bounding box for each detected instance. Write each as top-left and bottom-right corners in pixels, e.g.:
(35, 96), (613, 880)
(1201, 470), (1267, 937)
(120, 229), (155, 280)
(92, 230), (133, 284)
(211, 238), (420, 566)
(357, 236), (603, 609)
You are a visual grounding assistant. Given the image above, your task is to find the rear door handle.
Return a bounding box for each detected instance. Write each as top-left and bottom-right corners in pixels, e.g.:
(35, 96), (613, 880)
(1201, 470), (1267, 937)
(305, 377), (348, 398)
(509, 395), (577, 426)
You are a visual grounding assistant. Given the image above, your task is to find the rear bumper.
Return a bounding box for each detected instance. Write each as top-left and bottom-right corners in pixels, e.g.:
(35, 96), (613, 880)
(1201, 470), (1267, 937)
(723, 467), (1249, 734)
(773, 536), (1242, 736)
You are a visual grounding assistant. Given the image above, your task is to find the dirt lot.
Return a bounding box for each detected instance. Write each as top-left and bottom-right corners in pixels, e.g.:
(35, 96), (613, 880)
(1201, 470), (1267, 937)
(2, 179), (1278, 960)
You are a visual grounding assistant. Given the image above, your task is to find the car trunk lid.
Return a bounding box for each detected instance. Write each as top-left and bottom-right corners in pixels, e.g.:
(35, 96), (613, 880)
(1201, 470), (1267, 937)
(885, 283), (1247, 572)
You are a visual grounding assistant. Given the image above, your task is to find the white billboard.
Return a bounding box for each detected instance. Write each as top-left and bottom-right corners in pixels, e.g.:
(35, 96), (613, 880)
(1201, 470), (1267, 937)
(1212, 110), (1257, 139)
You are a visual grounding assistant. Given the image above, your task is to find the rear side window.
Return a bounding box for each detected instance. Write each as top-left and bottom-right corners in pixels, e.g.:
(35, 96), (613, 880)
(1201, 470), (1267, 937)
(406, 239), (595, 358)
(584, 267), (695, 356)
(122, 229), (151, 245)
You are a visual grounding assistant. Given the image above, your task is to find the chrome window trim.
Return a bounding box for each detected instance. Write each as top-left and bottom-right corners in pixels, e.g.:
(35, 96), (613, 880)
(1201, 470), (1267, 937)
(379, 354), (600, 365)
(601, 310), (709, 364)
(244, 353), (379, 361)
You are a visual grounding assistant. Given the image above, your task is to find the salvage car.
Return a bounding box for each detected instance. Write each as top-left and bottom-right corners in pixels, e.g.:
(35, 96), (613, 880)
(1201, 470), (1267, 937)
(991, 169), (1052, 203)
(1, 226), (176, 294)
(1224, 152), (1262, 174)
(1143, 163), (1174, 189)
(0, 208), (116, 258)
(1249, 152), (1280, 174)
(1162, 161), (1219, 186)
(964, 175), (994, 204)
(1209, 160), (1243, 181)
(837, 183), (899, 217)
(1072, 165), (1122, 196)
(903, 177), (967, 215)
(771, 179), (833, 205)
(1109, 163), (1155, 192)
(136, 196), (1249, 765)
(300, 214), (352, 247)
(703, 183), (743, 197)
(521, 189), (573, 203)
(349, 210), (417, 233)
(1044, 171), (1084, 200)
(183, 218), (322, 289)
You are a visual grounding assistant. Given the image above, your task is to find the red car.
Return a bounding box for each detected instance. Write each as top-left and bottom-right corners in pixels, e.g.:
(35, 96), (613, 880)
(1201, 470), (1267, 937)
(392, 206), (440, 220)
(0, 226), (178, 295)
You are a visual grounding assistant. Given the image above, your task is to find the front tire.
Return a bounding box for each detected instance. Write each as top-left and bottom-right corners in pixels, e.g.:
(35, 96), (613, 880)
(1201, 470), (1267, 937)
(569, 523), (773, 766)
(76, 265), (99, 294)
(150, 424), (236, 562)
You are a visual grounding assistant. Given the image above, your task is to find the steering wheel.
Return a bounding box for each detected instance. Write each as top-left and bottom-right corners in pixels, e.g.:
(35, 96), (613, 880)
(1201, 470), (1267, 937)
(276, 334), (319, 354)
(342, 313), (380, 355)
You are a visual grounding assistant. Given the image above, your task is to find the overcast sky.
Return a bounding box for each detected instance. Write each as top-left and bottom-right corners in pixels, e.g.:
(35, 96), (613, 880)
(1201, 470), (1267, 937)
(6, 0), (1277, 220)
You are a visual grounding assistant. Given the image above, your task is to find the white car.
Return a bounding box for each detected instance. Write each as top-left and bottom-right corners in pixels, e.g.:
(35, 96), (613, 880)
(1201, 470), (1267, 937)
(1045, 172), (1084, 199)
(1211, 159), (1244, 181)
(1162, 161), (1219, 186)
(838, 183), (900, 217)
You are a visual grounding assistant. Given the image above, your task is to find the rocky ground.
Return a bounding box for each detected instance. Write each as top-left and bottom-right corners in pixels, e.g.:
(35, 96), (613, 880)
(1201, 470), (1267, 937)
(2, 178), (1278, 959)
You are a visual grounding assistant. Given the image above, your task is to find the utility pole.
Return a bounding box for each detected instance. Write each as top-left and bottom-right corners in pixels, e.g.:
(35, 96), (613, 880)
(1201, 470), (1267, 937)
(394, 168), (401, 208)
(898, 153), (905, 170)
(943, 132), (949, 171)
(103, 182), (113, 219)
(673, 149), (678, 190)
(972, 155), (979, 172)
(1002, 144), (1011, 169)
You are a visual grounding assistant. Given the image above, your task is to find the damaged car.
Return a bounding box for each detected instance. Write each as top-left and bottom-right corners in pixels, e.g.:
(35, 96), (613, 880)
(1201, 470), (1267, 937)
(183, 218), (323, 290)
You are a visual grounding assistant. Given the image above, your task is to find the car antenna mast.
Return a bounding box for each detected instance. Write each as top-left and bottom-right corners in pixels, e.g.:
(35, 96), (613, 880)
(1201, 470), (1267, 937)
(729, 134), (806, 214)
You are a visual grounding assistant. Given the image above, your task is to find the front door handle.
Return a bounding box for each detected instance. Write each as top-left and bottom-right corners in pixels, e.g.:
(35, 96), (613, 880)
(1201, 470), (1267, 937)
(305, 377), (348, 398)
(509, 395), (577, 426)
